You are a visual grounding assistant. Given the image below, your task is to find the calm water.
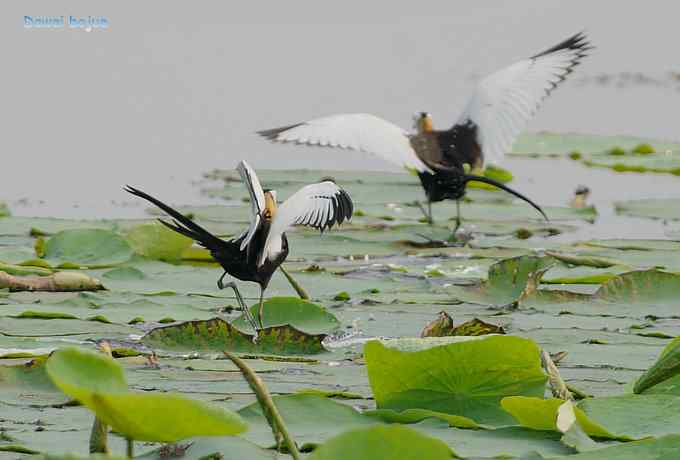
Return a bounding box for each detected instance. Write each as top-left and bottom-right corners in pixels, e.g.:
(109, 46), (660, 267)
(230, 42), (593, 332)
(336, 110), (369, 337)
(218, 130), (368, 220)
(1, 1), (679, 223)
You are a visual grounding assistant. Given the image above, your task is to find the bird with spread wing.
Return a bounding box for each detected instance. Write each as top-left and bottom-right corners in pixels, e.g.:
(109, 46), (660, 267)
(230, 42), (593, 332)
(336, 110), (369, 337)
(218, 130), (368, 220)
(258, 32), (591, 232)
(125, 160), (353, 332)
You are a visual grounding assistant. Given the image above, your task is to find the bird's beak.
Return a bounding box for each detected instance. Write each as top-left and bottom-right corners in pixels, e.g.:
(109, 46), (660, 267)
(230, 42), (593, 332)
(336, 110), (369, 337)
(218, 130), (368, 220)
(463, 174), (549, 222)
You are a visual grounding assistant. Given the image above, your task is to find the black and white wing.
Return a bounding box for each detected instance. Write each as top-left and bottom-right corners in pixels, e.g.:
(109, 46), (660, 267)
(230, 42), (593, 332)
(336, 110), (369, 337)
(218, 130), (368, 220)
(236, 160), (266, 251)
(455, 32), (591, 165)
(258, 181), (353, 266)
(258, 113), (431, 173)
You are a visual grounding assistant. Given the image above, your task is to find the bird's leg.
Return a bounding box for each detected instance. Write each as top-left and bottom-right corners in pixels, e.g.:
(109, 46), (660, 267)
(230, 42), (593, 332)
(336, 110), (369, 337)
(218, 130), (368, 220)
(447, 200), (463, 243)
(221, 281), (258, 333)
(453, 200), (462, 232)
(416, 200), (434, 225)
(217, 271), (228, 290)
(257, 288), (265, 330)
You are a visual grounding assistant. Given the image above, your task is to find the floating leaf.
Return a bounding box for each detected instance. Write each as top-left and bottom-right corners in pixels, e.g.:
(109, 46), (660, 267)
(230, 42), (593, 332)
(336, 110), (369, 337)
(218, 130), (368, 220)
(143, 317), (327, 355)
(42, 229), (133, 268)
(45, 348), (128, 406)
(615, 198), (680, 221)
(501, 397), (615, 439)
(232, 296), (341, 335)
(125, 222), (193, 261)
(634, 336), (680, 394)
(446, 256), (554, 306)
(308, 425), (454, 460)
(504, 394), (680, 441)
(364, 408), (481, 429)
(365, 336), (547, 425)
(89, 391), (247, 442)
(421, 312), (504, 337)
(102, 266), (146, 280)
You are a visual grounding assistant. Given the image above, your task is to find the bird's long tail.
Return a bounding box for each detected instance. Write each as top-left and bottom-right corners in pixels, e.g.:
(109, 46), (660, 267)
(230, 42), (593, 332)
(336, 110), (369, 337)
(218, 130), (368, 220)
(124, 185), (226, 250)
(463, 175), (549, 221)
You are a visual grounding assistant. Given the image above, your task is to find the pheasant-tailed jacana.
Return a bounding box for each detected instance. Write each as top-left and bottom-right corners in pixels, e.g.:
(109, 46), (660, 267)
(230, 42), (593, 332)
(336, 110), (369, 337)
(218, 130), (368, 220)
(258, 32), (591, 230)
(125, 160), (353, 331)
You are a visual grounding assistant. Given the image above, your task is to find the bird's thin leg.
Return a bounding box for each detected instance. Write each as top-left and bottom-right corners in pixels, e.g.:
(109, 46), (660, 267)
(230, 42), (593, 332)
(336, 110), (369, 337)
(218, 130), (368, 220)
(416, 200), (434, 225)
(217, 271), (228, 290)
(453, 200), (462, 232)
(221, 281), (258, 332)
(257, 288), (265, 330)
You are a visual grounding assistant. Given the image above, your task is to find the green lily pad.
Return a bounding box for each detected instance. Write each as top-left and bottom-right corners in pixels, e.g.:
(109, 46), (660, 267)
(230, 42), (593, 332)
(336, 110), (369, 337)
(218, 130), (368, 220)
(446, 255), (554, 305)
(232, 296), (341, 335)
(89, 391), (247, 442)
(614, 198), (680, 221)
(42, 229), (134, 268)
(511, 132), (680, 157)
(239, 394), (379, 449)
(364, 336), (547, 425)
(102, 266), (146, 281)
(308, 425), (454, 460)
(364, 408), (481, 429)
(504, 394), (680, 441)
(45, 347), (246, 443)
(142, 317), (328, 355)
(45, 348), (128, 406)
(583, 150), (680, 175)
(501, 397), (616, 439)
(634, 336), (680, 394)
(136, 437), (277, 460)
(125, 222), (193, 261)
(552, 434), (680, 459)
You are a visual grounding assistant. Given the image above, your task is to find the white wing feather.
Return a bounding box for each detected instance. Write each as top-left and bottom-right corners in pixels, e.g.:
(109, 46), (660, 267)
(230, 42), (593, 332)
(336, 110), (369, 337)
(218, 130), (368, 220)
(236, 160), (266, 251)
(458, 33), (590, 165)
(258, 181), (352, 266)
(258, 113), (430, 173)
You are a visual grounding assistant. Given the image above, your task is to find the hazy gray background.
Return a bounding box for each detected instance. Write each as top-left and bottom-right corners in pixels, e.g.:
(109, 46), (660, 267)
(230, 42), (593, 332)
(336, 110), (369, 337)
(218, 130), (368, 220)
(2, 1), (679, 218)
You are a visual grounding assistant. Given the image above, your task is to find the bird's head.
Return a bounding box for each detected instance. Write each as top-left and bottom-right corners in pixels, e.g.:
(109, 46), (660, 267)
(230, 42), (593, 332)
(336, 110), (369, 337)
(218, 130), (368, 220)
(413, 112), (433, 133)
(263, 189), (277, 220)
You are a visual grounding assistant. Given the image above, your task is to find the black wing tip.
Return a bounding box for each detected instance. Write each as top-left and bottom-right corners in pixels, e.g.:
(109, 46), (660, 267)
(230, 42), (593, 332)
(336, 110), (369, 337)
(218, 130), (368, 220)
(532, 31), (593, 60)
(256, 123), (304, 141)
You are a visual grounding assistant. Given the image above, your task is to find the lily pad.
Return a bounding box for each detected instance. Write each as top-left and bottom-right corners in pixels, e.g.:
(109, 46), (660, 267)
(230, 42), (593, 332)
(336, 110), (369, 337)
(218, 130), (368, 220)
(232, 296), (341, 335)
(420, 312), (505, 337)
(89, 391), (247, 442)
(446, 255), (554, 305)
(511, 132), (680, 158)
(364, 336), (547, 425)
(615, 198), (680, 221)
(504, 394), (680, 441)
(125, 222), (193, 261)
(634, 336), (680, 394)
(142, 317), (328, 355)
(308, 425), (454, 460)
(42, 229), (134, 268)
(45, 348), (128, 406)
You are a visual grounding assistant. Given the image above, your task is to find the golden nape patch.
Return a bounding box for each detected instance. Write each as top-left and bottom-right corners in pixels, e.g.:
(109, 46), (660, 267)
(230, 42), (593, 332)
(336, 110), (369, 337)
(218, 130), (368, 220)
(264, 192), (277, 219)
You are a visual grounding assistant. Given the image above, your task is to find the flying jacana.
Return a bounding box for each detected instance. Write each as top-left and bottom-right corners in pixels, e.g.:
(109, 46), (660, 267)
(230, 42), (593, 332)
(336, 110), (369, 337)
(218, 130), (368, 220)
(258, 32), (591, 230)
(125, 160), (353, 332)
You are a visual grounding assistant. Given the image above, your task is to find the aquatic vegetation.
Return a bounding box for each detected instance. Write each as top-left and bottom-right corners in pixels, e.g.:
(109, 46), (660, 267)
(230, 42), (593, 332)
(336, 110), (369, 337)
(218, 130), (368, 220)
(2, 162), (680, 457)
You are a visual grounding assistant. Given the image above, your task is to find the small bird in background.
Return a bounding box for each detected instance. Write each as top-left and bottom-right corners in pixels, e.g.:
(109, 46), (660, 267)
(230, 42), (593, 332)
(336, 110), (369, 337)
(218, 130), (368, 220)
(258, 32), (591, 232)
(125, 160), (353, 333)
(570, 185), (591, 209)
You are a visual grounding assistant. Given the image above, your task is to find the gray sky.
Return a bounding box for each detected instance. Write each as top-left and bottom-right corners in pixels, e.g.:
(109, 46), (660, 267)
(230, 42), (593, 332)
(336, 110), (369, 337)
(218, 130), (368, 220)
(2, 1), (679, 215)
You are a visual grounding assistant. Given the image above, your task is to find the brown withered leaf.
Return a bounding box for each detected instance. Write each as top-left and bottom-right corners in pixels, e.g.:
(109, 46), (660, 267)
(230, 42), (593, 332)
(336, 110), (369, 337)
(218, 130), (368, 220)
(421, 312), (505, 337)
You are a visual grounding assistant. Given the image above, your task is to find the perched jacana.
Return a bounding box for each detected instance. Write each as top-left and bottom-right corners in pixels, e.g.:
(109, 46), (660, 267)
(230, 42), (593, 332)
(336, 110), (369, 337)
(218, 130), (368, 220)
(258, 32), (591, 231)
(125, 160), (353, 332)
